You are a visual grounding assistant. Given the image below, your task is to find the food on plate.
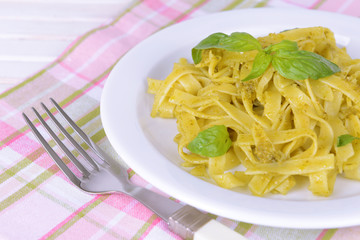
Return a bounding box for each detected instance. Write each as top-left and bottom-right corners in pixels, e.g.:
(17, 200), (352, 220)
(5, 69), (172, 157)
(148, 27), (360, 197)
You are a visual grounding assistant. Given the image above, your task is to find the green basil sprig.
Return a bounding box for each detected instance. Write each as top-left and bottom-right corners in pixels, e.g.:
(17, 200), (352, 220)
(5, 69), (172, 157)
(337, 134), (360, 147)
(264, 40), (298, 52)
(187, 125), (232, 157)
(192, 32), (341, 81)
(272, 50), (341, 80)
(192, 32), (262, 64)
(241, 51), (273, 82)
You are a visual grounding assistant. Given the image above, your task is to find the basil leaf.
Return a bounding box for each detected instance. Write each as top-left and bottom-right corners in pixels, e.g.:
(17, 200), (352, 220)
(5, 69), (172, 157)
(242, 51), (272, 81)
(337, 134), (360, 147)
(192, 32), (228, 49)
(272, 50), (341, 80)
(191, 49), (203, 65)
(217, 32), (262, 52)
(187, 125), (232, 157)
(192, 32), (262, 64)
(192, 31), (340, 82)
(192, 33), (228, 64)
(265, 40), (298, 53)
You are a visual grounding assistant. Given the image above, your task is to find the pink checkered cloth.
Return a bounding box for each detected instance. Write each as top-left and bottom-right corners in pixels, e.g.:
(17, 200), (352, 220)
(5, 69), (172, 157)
(0, 0), (359, 239)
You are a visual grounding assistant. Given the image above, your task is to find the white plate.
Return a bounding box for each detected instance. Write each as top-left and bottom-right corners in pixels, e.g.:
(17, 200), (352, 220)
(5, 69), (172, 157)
(101, 8), (360, 229)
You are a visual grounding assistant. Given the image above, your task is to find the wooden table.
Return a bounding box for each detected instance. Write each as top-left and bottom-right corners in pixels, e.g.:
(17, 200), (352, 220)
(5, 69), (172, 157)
(0, 0), (133, 93)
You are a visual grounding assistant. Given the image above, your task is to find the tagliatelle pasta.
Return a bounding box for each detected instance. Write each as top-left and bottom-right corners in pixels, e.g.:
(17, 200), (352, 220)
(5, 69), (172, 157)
(148, 27), (360, 197)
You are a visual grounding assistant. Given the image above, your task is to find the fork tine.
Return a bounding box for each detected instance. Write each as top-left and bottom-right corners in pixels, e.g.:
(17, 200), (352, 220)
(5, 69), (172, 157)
(41, 103), (100, 171)
(23, 113), (81, 186)
(50, 98), (106, 162)
(35, 105), (91, 177)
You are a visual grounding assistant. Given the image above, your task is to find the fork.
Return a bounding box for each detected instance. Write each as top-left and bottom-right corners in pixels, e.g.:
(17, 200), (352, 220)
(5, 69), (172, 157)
(23, 98), (246, 240)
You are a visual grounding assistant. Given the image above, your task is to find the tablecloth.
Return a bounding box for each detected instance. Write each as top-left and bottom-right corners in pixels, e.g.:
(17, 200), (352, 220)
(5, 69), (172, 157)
(0, 0), (359, 239)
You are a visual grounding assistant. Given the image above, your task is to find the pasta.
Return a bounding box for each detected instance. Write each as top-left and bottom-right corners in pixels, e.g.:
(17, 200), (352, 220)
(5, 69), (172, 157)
(148, 27), (360, 197)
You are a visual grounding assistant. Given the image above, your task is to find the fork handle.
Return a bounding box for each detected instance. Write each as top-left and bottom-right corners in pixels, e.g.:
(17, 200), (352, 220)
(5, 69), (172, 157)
(128, 186), (183, 221)
(169, 205), (246, 240)
(127, 186), (246, 239)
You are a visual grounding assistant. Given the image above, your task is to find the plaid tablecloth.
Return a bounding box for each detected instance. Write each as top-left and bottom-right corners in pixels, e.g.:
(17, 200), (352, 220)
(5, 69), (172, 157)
(0, 0), (359, 239)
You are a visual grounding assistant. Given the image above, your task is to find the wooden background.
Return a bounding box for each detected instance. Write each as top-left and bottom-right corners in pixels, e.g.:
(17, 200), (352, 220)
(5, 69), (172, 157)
(0, 0), (133, 93)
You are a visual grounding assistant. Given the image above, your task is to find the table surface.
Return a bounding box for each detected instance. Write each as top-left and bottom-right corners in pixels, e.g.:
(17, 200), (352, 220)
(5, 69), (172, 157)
(0, 0), (133, 93)
(1, 1), (360, 239)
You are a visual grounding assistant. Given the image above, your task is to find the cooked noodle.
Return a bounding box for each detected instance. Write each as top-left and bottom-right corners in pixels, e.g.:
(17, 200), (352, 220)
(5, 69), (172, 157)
(148, 27), (360, 196)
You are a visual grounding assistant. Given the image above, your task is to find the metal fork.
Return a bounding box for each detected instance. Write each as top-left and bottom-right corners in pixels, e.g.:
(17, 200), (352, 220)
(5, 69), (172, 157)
(23, 98), (246, 240)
